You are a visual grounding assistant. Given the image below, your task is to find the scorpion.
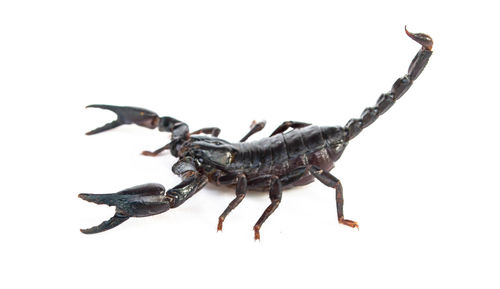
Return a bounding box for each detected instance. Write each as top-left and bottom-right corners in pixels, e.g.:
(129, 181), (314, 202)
(79, 27), (433, 240)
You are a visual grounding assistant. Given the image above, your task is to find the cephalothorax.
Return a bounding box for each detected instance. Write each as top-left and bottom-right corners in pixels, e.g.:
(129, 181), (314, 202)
(79, 27), (433, 240)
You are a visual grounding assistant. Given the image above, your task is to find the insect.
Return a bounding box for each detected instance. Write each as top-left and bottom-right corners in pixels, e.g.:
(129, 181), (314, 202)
(79, 27), (433, 240)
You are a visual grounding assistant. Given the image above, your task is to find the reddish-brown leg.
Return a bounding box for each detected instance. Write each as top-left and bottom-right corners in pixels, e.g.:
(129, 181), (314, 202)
(190, 127), (221, 137)
(142, 143), (171, 157)
(240, 120), (266, 142)
(309, 166), (358, 230)
(217, 174), (247, 231)
(269, 121), (310, 136)
(253, 176), (282, 240)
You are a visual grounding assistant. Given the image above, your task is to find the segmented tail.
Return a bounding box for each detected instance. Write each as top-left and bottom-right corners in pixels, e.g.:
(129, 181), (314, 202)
(344, 27), (433, 141)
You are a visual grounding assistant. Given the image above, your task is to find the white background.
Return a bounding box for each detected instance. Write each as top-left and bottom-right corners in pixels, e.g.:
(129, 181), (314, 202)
(1, 1), (499, 288)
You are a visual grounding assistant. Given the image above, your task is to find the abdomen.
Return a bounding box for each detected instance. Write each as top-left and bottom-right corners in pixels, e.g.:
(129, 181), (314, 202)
(228, 125), (348, 189)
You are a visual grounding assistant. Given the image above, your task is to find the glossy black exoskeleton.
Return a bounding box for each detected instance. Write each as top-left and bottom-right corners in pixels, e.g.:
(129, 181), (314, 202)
(79, 27), (433, 240)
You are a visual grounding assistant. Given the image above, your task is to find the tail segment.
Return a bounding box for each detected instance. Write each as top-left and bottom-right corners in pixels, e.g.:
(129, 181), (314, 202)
(344, 27), (433, 141)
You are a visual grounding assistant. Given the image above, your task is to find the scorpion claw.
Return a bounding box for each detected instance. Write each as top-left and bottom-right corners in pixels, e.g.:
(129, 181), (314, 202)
(85, 120), (122, 135)
(85, 104), (160, 135)
(80, 214), (130, 234)
(79, 183), (170, 234)
(405, 26), (433, 50)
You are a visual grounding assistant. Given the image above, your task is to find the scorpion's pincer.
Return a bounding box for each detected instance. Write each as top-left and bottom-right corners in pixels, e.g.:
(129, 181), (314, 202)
(85, 104), (160, 135)
(79, 183), (170, 234)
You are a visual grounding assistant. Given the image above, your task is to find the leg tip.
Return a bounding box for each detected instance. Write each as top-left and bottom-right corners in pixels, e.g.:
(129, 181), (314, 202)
(339, 217), (359, 230)
(253, 226), (261, 241)
(141, 150), (156, 157)
(217, 216), (225, 232)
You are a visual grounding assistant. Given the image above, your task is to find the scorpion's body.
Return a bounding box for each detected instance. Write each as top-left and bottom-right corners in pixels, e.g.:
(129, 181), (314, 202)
(189, 125), (347, 191)
(79, 28), (433, 239)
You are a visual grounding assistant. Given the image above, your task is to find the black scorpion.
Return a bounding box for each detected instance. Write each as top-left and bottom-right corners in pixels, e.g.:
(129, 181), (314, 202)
(79, 27), (433, 240)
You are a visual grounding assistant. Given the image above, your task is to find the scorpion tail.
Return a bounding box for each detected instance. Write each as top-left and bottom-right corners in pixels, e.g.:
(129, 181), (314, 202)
(344, 26), (433, 141)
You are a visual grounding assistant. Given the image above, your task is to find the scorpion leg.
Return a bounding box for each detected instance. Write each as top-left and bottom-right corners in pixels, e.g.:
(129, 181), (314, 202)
(310, 166), (358, 229)
(240, 120), (266, 142)
(253, 176), (282, 240)
(141, 143), (171, 157)
(190, 127), (221, 137)
(142, 127), (220, 157)
(270, 121), (310, 136)
(217, 174), (247, 231)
